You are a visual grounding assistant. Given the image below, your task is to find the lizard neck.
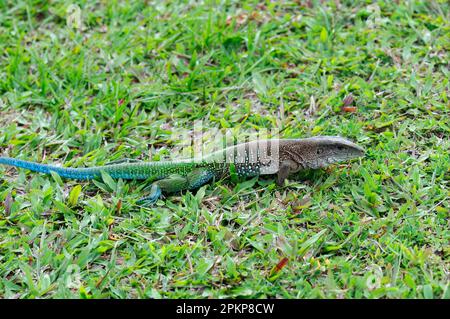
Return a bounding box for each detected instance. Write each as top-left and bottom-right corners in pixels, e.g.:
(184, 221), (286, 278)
(279, 142), (308, 172)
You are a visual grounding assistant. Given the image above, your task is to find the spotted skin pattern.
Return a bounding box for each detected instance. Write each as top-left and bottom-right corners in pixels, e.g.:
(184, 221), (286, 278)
(0, 137), (365, 206)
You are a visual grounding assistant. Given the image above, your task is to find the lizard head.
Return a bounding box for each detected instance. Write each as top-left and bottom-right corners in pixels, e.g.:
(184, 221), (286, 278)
(282, 136), (365, 170)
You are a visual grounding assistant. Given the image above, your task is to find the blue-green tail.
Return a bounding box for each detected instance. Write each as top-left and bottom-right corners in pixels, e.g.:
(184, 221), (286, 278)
(0, 157), (201, 181)
(0, 157), (99, 180)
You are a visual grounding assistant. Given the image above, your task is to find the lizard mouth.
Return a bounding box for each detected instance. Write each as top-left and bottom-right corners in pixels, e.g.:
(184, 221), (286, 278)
(353, 144), (365, 156)
(336, 139), (365, 156)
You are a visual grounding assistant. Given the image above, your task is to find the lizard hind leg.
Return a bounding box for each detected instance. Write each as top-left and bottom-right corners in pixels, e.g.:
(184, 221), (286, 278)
(136, 183), (162, 206)
(136, 174), (190, 206)
(136, 169), (215, 207)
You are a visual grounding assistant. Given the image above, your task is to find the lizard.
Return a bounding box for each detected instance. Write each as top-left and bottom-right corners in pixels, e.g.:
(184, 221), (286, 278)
(0, 136), (365, 206)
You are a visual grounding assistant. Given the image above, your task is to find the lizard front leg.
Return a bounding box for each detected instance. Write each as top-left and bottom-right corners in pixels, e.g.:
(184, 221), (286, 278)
(276, 160), (298, 186)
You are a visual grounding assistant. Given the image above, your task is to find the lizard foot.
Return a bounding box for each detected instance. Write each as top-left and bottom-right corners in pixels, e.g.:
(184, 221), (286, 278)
(136, 183), (162, 206)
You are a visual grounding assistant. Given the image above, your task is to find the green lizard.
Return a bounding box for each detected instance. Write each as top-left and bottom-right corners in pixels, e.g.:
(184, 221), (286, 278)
(0, 136), (364, 206)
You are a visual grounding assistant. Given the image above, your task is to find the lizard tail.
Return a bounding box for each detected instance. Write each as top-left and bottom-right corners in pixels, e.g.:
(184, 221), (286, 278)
(0, 157), (99, 180)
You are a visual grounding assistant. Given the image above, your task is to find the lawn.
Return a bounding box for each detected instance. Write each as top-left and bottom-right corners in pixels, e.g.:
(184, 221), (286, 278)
(0, 0), (449, 298)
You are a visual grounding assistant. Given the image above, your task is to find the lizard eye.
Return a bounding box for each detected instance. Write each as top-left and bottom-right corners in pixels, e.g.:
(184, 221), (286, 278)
(316, 147), (323, 155)
(337, 146), (344, 150)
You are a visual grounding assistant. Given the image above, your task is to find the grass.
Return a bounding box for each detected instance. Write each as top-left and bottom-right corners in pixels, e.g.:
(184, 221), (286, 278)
(0, 0), (449, 299)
